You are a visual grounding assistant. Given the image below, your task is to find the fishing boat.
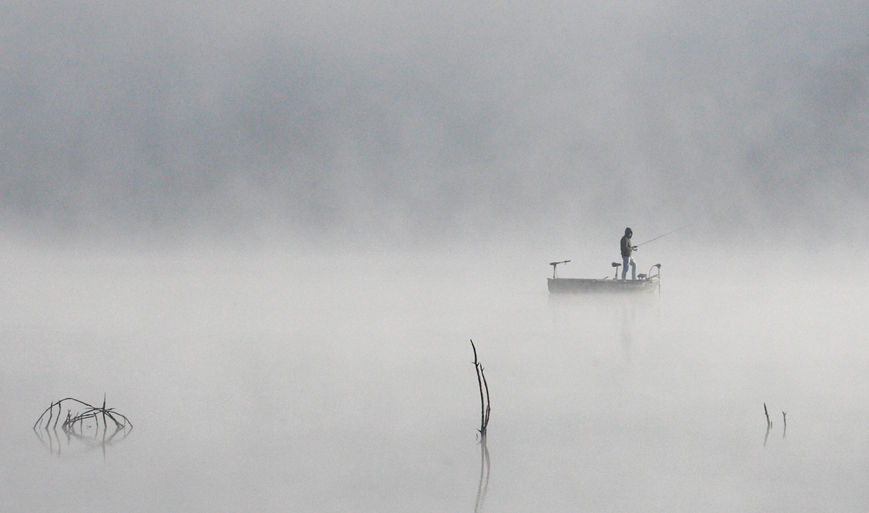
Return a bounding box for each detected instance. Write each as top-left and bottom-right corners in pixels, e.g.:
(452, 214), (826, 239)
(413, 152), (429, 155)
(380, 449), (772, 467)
(547, 261), (661, 294)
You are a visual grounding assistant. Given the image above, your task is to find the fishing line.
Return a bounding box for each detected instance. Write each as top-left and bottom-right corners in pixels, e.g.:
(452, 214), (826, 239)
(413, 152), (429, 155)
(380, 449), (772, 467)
(635, 225), (690, 248)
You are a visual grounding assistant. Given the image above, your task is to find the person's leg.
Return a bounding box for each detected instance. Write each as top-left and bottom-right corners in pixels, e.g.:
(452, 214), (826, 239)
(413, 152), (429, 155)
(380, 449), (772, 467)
(630, 258), (636, 280)
(622, 256), (629, 280)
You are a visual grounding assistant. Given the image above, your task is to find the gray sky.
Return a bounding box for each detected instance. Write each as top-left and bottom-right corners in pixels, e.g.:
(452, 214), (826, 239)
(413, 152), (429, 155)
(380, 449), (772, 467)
(1, 1), (867, 246)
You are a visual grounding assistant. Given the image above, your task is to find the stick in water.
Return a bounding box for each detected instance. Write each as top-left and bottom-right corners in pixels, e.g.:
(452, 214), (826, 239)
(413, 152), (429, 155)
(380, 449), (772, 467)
(782, 411), (787, 439)
(470, 340), (491, 439)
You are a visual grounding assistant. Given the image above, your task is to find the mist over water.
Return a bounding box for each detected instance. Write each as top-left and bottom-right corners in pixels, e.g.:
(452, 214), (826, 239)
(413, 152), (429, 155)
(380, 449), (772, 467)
(2, 240), (867, 512)
(2, 1), (868, 244)
(2, 0), (869, 510)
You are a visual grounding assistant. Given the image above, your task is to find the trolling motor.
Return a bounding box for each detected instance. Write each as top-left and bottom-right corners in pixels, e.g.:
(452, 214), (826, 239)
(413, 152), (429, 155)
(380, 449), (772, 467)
(550, 260), (570, 279)
(611, 262), (621, 279)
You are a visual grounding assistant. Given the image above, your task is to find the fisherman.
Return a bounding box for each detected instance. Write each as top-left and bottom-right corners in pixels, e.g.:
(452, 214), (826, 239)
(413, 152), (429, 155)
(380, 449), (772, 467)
(620, 227), (637, 280)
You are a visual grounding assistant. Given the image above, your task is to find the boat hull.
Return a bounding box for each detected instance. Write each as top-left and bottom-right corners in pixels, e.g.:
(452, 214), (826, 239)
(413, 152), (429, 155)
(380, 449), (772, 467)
(547, 277), (659, 294)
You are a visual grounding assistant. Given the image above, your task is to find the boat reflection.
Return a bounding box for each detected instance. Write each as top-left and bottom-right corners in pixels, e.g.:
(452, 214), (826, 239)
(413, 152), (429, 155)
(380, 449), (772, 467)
(621, 301), (634, 363)
(548, 292), (658, 364)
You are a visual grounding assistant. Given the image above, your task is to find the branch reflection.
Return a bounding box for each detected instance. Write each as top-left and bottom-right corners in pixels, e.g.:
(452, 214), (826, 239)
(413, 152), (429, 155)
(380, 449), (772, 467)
(474, 439), (490, 513)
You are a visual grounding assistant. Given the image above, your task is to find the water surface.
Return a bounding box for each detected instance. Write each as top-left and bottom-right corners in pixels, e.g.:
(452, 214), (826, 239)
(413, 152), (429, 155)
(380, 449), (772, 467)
(1, 245), (867, 512)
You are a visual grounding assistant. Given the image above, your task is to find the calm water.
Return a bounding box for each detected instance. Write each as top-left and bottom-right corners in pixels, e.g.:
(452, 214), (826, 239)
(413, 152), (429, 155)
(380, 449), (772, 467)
(1, 243), (867, 512)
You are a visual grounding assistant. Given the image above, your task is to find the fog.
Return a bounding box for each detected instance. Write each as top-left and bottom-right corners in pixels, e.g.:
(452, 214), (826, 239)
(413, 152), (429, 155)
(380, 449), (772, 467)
(2, 1), (869, 511)
(2, 0), (868, 245)
(2, 243), (869, 511)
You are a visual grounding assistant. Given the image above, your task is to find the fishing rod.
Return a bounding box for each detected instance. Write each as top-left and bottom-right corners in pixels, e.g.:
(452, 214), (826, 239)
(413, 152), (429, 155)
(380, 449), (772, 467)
(635, 225), (689, 248)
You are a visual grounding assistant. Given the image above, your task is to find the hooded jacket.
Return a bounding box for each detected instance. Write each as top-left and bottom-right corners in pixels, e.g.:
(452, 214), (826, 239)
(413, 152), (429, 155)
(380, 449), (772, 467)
(620, 231), (633, 257)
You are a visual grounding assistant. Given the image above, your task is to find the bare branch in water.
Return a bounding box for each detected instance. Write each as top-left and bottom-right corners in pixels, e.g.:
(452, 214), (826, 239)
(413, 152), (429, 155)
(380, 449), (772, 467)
(33, 397), (133, 456)
(471, 340), (491, 439)
(34, 398), (96, 430)
(782, 411), (787, 439)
